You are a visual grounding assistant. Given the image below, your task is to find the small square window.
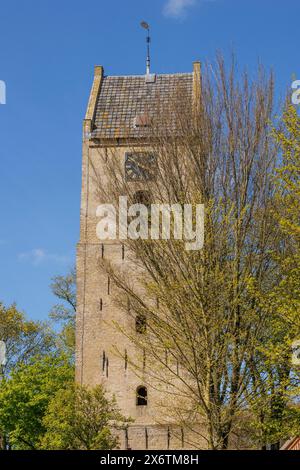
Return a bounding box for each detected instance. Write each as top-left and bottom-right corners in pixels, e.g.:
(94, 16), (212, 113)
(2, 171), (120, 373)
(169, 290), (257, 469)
(133, 113), (151, 128)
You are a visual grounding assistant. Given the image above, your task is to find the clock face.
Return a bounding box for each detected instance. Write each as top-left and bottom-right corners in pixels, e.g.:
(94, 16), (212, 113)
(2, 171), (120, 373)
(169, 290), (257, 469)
(125, 153), (157, 182)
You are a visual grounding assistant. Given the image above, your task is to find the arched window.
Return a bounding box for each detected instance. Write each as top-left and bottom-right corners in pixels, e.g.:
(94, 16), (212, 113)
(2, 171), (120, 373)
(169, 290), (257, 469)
(136, 386), (148, 406)
(132, 191), (152, 233)
(136, 313), (147, 334)
(133, 190), (151, 207)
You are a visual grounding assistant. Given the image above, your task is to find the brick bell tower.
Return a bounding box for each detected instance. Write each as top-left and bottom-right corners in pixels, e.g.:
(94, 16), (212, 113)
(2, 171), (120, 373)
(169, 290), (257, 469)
(76, 59), (202, 449)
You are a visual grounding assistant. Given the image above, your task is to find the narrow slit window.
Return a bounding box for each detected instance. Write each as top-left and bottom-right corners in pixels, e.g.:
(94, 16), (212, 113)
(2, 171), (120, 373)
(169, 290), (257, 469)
(125, 349), (128, 370)
(106, 357), (109, 378)
(136, 313), (147, 334)
(102, 351), (106, 372)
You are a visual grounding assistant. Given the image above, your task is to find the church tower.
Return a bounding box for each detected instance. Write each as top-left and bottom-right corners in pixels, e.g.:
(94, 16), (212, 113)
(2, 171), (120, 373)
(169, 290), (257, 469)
(76, 61), (202, 449)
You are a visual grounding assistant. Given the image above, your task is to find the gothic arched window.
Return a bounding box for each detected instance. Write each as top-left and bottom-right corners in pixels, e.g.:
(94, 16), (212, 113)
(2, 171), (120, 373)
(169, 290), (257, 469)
(136, 386), (148, 406)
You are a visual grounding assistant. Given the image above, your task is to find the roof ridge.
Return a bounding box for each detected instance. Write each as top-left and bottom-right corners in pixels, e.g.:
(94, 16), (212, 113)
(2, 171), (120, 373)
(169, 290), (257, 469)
(103, 73), (193, 79)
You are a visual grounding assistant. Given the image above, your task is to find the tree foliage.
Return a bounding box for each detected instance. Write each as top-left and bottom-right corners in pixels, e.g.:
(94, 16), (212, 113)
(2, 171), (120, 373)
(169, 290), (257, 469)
(0, 302), (54, 377)
(0, 354), (73, 449)
(248, 105), (300, 446)
(92, 57), (299, 448)
(49, 267), (76, 354)
(41, 384), (129, 450)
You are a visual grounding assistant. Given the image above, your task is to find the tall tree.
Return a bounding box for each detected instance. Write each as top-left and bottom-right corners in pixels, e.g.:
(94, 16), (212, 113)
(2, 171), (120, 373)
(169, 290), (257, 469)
(248, 105), (300, 447)
(93, 56), (284, 449)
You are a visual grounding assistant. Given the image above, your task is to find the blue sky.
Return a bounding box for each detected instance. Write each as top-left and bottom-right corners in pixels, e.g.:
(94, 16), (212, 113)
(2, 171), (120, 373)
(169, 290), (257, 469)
(0, 0), (299, 321)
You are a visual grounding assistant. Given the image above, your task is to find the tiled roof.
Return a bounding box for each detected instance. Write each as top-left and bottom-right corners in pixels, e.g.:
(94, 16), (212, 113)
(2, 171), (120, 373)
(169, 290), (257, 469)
(280, 437), (300, 450)
(91, 73), (193, 139)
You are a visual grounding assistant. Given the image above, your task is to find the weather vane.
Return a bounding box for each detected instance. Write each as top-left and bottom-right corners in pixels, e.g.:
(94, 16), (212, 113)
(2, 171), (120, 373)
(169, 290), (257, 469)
(140, 21), (151, 75)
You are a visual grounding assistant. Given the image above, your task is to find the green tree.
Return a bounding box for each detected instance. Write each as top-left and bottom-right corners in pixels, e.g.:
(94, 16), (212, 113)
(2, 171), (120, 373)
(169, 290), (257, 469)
(50, 267), (76, 354)
(0, 354), (73, 449)
(0, 302), (54, 377)
(272, 105), (300, 323)
(248, 105), (300, 447)
(95, 56), (280, 449)
(41, 384), (129, 450)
